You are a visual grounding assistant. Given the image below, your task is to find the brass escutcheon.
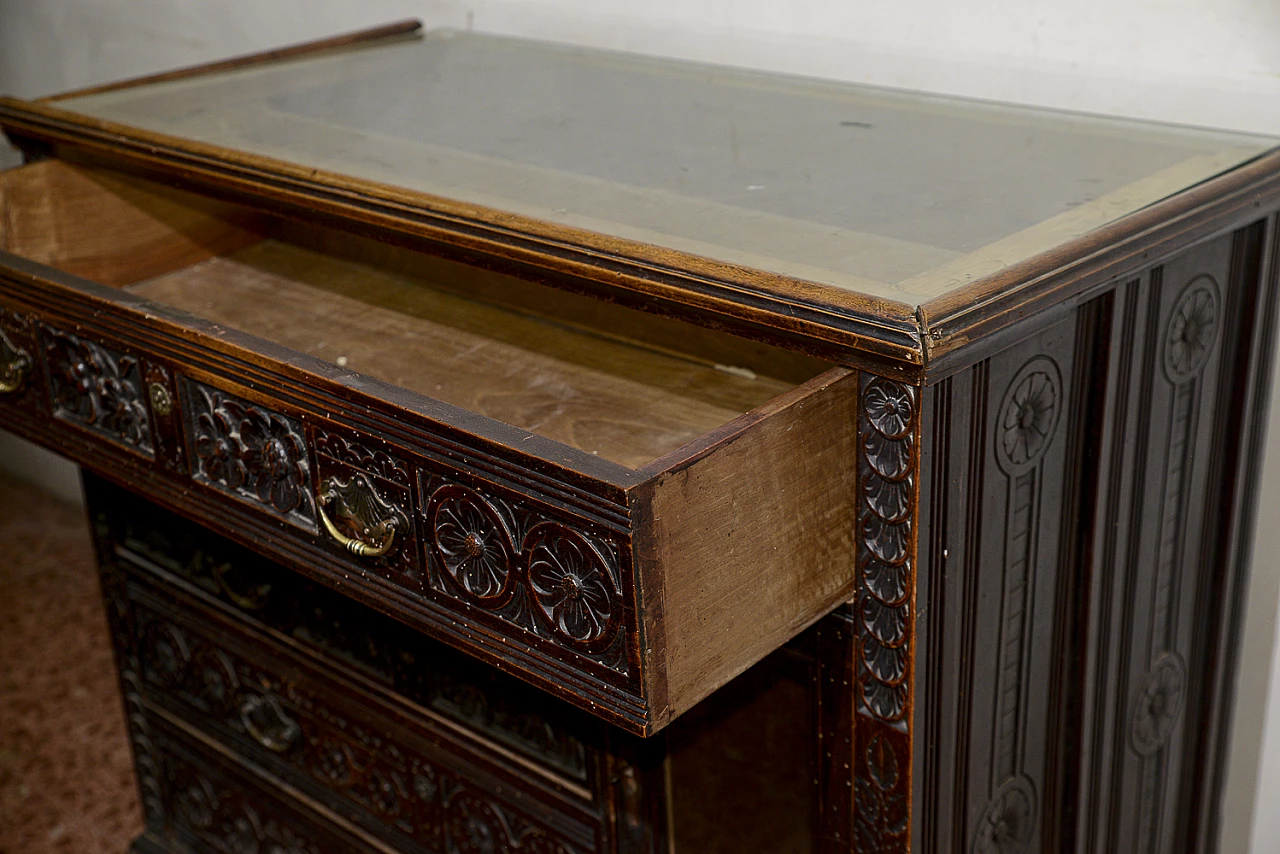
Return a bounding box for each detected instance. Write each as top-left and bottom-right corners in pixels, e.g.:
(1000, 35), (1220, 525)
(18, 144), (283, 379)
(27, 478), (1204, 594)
(0, 332), (31, 394)
(148, 381), (173, 416)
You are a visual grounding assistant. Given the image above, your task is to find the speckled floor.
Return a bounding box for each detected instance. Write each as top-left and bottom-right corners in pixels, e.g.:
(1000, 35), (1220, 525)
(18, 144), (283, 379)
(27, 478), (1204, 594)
(0, 474), (142, 853)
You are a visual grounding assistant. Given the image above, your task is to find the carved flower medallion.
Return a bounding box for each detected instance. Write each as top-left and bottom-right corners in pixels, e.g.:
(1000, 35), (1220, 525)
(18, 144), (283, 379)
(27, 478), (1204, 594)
(427, 485), (518, 607)
(864, 379), (915, 439)
(42, 327), (153, 453)
(195, 407), (247, 489)
(995, 357), (1062, 473)
(1164, 278), (1220, 381)
(1000, 371), (1057, 467)
(1131, 652), (1186, 755)
(972, 777), (1037, 854)
(525, 523), (620, 652)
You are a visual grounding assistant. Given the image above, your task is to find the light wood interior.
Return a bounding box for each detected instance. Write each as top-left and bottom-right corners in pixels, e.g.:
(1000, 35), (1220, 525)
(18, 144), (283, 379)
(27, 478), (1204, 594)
(639, 367), (858, 720)
(0, 160), (832, 468)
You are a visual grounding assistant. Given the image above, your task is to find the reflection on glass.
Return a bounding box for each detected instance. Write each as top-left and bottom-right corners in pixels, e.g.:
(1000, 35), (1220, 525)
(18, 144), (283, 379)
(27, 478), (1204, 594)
(58, 31), (1278, 300)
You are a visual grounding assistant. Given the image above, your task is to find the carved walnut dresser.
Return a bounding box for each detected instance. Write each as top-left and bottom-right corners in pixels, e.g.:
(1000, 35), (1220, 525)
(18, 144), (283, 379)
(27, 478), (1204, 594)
(1, 21), (1277, 854)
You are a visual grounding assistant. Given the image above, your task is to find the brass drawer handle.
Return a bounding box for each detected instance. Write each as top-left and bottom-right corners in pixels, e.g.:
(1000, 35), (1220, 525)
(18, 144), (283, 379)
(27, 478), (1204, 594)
(0, 332), (31, 394)
(317, 473), (405, 559)
(239, 693), (301, 753)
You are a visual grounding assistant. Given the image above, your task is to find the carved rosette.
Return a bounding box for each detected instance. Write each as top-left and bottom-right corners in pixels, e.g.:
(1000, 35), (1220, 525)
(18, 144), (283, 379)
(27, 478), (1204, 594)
(1131, 652), (1187, 757)
(423, 477), (628, 670)
(855, 376), (918, 854)
(1163, 276), (1220, 382)
(40, 325), (154, 455)
(972, 777), (1037, 854)
(525, 523), (620, 653)
(995, 359), (1061, 475)
(186, 381), (314, 529)
(428, 485), (519, 607)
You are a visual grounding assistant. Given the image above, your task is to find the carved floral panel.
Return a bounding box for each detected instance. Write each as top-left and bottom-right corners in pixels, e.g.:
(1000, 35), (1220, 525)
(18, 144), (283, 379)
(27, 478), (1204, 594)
(184, 380), (314, 529)
(420, 472), (630, 673)
(39, 324), (154, 455)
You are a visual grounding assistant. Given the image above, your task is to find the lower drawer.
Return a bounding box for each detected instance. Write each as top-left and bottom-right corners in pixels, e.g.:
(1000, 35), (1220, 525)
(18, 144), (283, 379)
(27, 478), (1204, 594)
(137, 714), (385, 854)
(89, 472), (841, 853)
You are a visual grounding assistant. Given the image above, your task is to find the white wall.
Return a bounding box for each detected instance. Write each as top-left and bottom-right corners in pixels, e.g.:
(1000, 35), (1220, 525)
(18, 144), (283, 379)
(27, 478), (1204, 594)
(2, 2), (1279, 850)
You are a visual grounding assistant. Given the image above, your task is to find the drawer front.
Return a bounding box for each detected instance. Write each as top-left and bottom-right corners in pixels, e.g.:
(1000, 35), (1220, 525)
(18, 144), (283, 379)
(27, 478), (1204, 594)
(144, 714), (385, 854)
(108, 555), (624, 854)
(0, 281), (647, 729)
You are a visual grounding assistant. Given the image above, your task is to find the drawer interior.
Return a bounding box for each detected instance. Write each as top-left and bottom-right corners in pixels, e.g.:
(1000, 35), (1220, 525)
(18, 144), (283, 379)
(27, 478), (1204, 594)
(0, 159), (833, 469)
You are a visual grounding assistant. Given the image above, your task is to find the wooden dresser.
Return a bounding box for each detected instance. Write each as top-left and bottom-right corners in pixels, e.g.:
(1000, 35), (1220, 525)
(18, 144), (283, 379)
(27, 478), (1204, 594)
(1, 22), (1278, 854)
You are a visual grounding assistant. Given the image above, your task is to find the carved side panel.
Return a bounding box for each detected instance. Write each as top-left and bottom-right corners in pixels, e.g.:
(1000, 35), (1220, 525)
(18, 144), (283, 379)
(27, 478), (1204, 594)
(419, 470), (633, 676)
(87, 510), (167, 830)
(183, 379), (315, 530)
(912, 303), (1098, 854)
(1075, 228), (1264, 854)
(854, 375), (919, 853)
(38, 323), (154, 455)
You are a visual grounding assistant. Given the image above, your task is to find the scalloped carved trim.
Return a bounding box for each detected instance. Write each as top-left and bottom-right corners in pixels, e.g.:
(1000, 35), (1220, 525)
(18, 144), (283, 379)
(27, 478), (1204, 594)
(857, 376), (916, 725)
(855, 375), (918, 854)
(314, 429), (410, 486)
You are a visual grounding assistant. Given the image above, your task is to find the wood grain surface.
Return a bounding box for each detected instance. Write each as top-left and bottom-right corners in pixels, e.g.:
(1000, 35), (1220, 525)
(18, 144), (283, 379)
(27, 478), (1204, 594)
(128, 239), (803, 469)
(636, 368), (859, 723)
(0, 159), (261, 286)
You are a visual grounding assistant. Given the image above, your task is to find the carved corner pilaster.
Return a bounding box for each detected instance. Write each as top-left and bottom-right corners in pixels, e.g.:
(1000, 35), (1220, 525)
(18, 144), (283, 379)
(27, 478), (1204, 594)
(853, 374), (920, 853)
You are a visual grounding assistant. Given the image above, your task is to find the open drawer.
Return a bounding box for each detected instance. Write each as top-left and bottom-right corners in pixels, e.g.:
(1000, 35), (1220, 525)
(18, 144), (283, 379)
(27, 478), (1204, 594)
(0, 159), (863, 735)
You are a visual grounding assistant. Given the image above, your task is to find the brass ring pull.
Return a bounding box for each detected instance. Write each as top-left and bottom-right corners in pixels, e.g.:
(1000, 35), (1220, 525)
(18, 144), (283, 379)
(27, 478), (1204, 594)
(0, 333), (31, 394)
(317, 474), (405, 559)
(238, 693), (301, 753)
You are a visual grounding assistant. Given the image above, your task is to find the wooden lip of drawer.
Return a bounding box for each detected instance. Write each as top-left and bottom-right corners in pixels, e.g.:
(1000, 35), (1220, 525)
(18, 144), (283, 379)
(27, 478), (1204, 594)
(125, 574), (604, 852)
(0, 159), (862, 736)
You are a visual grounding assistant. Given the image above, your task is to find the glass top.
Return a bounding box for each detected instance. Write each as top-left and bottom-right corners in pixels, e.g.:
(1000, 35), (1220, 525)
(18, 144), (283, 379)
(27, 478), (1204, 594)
(56, 30), (1278, 302)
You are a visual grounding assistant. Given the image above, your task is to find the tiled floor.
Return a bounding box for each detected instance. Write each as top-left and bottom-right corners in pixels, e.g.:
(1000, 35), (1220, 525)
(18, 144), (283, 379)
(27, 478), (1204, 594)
(0, 475), (142, 853)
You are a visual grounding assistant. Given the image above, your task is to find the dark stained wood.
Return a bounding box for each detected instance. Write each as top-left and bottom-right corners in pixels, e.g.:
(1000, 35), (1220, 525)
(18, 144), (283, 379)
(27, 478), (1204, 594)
(0, 157), (867, 738)
(39, 19), (424, 103)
